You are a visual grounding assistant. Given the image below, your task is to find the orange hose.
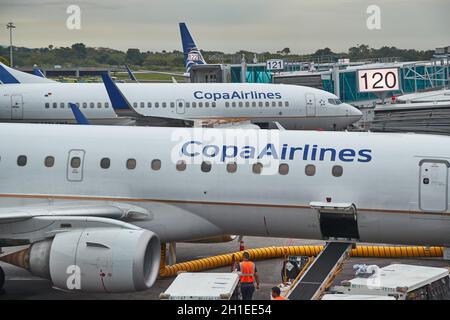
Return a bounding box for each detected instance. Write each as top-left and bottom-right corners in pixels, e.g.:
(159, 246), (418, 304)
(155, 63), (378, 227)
(159, 244), (444, 278)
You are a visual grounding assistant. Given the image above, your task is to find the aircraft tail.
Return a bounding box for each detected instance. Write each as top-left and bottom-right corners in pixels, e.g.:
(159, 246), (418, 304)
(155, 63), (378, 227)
(179, 22), (206, 73)
(33, 65), (46, 78)
(0, 62), (56, 84)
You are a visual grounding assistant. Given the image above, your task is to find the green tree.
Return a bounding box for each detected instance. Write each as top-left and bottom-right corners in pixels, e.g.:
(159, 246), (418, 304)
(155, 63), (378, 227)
(126, 48), (144, 65)
(0, 56), (9, 66)
(71, 43), (87, 59)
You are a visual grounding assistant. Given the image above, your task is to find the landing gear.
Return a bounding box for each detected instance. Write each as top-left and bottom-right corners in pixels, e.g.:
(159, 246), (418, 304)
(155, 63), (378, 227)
(0, 266), (5, 294)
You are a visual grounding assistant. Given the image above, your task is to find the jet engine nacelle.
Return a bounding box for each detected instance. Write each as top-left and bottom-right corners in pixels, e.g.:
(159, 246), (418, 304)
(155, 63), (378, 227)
(27, 228), (161, 293)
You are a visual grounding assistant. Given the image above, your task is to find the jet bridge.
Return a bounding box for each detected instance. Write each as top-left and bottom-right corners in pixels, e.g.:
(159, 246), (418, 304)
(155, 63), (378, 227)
(286, 242), (353, 300)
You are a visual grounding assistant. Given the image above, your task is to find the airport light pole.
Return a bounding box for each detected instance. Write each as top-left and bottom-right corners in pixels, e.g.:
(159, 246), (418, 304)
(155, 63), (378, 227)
(6, 22), (16, 67)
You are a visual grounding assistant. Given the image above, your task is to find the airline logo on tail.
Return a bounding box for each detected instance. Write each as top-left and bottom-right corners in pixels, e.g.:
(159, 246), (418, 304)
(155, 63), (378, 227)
(179, 22), (206, 73)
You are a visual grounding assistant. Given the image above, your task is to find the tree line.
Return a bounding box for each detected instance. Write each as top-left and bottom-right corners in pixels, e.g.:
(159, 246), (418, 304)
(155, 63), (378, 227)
(0, 43), (435, 70)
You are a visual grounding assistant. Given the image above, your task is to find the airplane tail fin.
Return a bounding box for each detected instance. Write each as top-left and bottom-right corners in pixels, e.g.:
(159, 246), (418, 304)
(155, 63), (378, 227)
(0, 62), (57, 84)
(179, 22), (206, 73)
(125, 64), (138, 82)
(33, 65), (46, 78)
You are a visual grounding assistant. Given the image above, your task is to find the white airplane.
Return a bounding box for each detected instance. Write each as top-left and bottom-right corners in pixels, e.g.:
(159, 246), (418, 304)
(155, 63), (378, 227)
(0, 68), (362, 129)
(0, 123), (449, 293)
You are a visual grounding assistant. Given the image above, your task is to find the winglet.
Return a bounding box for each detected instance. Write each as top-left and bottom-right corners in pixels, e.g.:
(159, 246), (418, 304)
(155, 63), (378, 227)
(33, 65), (46, 78)
(179, 22), (206, 73)
(125, 64), (138, 82)
(69, 103), (90, 125)
(101, 73), (141, 118)
(0, 62), (20, 84)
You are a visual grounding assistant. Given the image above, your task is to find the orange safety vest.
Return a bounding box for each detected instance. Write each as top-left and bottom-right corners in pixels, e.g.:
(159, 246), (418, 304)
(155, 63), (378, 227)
(274, 296), (288, 300)
(240, 261), (255, 283)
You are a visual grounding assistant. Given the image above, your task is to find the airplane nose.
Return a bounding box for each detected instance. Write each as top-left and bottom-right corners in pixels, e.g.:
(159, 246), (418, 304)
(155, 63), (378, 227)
(345, 104), (362, 120)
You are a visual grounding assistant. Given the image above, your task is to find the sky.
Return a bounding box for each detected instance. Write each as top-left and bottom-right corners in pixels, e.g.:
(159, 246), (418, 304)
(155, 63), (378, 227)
(0, 0), (449, 54)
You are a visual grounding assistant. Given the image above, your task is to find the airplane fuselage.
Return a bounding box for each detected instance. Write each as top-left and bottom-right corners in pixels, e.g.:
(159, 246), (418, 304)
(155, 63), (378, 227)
(0, 123), (449, 246)
(0, 83), (361, 130)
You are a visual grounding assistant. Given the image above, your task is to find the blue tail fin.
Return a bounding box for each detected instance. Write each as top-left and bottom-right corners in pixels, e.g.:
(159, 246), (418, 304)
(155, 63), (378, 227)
(125, 64), (138, 82)
(69, 103), (90, 125)
(179, 22), (206, 73)
(0, 63), (20, 84)
(33, 65), (46, 78)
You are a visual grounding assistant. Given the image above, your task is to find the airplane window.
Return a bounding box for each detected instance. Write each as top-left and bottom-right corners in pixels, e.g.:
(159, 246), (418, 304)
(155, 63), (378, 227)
(258, 102), (263, 107)
(201, 161), (212, 173)
(192, 102), (196, 108)
(205, 102), (209, 108)
(185, 102), (190, 108)
(335, 99), (343, 105)
(148, 102), (152, 108)
(82, 103), (87, 108)
(100, 158), (110, 169)
(97, 102), (102, 108)
(71, 157), (81, 169)
(105, 102), (109, 108)
(232, 102), (236, 107)
(17, 155), (27, 167)
(170, 102), (175, 108)
(17, 155), (28, 167)
(212, 102), (216, 108)
(332, 165), (343, 177)
(90, 102), (95, 108)
(140, 102), (145, 108)
(285, 101), (289, 107)
(151, 159), (161, 171)
(225, 102), (230, 108)
(265, 101), (270, 107)
(245, 102), (250, 107)
(133, 102), (138, 108)
(44, 156), (55, 168)
(328, 99), (342, 105)
(278, 101), (283, 107)
(53, 103), (57, 108)
(176, 160), (186, 171)
(279, 163), (289, 175)
(199, 102), (203, 108)
(76, 103), (80, 107)
(126, 158), (136, 170)
(227, 162), (237, 173)
(45, 103), (50, 109)
(305, 164), (316, 176)
(252, 102), (257, 107)
(155, 103), (159, 108)
(60, 103), (65, 108)
(238, 102), (243, 107)
(252, 162), (263, 174)
(272, 102), (276, 107)
(162, 102), (167, 108)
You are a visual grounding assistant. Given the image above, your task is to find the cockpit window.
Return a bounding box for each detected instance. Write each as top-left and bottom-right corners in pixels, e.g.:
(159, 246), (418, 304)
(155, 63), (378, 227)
(328, 98), (343, 105)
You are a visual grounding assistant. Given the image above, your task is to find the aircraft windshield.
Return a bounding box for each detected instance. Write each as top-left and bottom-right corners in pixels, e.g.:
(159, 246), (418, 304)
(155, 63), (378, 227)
(328, 98), (343, 105)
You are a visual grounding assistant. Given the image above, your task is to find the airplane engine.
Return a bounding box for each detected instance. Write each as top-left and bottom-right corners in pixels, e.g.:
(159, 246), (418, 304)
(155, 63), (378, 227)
(5, 228), (161, 293)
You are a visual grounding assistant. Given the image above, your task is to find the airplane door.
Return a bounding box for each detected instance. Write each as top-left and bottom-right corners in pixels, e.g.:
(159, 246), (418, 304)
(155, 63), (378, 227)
(176, 99), (185, 114)
(419, 160), (448, 212)
(67, 149), (85, 182)
(11, 95), (23, 120)
(306, 93), (316, 116)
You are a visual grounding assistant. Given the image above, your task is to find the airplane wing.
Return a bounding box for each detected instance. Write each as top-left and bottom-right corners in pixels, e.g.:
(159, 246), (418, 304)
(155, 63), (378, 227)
(101, 73), (193, 126)
(69, 103), (90, 125)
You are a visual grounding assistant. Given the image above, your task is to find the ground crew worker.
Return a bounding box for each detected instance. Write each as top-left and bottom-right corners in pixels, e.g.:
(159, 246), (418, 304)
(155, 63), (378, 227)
(237, 251), (260, 300)
(271, 286), (288, 300)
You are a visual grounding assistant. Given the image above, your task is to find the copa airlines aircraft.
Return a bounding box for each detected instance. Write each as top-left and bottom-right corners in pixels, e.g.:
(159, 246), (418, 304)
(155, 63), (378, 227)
(0, 77), (362, 129)
(0, 123), (449, 293)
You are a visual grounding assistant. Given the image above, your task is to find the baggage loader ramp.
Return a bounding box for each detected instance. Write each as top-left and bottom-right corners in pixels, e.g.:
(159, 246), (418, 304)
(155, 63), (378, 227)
(287, 242), (352, 300)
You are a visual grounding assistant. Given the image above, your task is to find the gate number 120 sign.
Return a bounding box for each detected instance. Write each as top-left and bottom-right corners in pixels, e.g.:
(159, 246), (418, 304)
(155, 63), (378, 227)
(357, 68), (400, 93)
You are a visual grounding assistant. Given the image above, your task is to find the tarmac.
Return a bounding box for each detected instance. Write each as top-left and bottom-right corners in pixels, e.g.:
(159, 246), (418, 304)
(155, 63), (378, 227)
(1, 236), (449, 300)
